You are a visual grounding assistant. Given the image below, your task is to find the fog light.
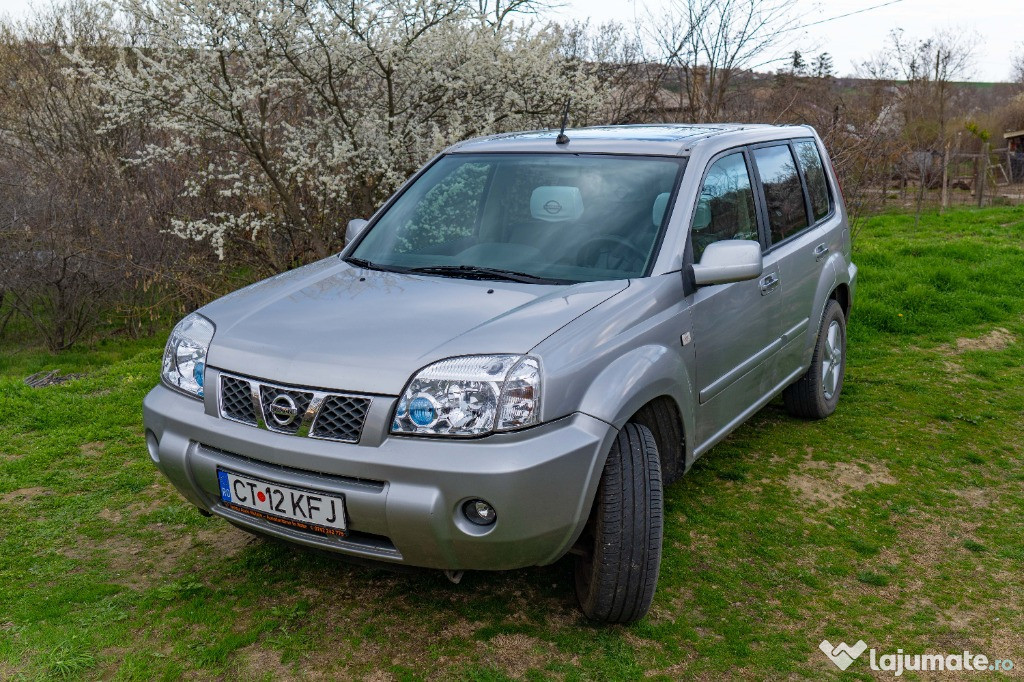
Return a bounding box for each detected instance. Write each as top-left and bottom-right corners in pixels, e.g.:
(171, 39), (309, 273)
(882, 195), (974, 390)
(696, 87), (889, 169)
(463, 499), (497, 526)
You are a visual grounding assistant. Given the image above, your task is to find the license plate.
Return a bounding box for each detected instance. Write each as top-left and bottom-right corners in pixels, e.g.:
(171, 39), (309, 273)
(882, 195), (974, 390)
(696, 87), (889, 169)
(217, 469), (347, 537)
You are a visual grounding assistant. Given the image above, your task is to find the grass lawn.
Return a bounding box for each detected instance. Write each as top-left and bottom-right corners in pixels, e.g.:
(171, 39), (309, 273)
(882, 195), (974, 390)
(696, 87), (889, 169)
(1, 206), (1023, 680)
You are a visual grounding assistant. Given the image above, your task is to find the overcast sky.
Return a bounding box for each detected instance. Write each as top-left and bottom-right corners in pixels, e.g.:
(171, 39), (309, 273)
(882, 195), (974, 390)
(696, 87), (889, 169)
(0, 0), (1018, 82)
(554, 0), (1020, 82)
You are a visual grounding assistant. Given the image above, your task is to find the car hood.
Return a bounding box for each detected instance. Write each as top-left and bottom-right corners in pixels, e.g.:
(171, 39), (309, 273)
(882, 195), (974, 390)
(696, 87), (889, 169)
(202, 258), (627, 395)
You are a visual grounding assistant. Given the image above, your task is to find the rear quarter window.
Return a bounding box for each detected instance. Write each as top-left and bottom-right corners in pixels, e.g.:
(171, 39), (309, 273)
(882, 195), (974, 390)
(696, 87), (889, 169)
(794, 139), (831, 222)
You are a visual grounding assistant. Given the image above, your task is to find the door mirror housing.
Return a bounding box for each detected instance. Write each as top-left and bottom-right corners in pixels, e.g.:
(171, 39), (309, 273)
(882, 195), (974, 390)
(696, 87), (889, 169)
(346, 218), (369, 244)
(691, 240), (763, 286)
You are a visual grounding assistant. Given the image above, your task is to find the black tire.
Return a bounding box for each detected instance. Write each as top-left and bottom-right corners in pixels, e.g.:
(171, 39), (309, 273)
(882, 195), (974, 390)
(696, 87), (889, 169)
(783, 298), (846, 419)
(574, 423), (662, 624)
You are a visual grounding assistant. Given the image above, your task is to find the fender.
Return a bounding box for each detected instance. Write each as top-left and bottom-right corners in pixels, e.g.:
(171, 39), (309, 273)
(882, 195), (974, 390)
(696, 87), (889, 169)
(577, 343), (697, 468)
(799, 254), (841, 367)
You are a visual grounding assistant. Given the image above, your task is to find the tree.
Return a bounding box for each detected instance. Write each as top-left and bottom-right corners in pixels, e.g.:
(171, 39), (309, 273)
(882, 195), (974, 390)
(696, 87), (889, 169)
(790, 49), (806, 75)
(560, 20), (671, 124)
(812, 52), (833, 79)
(1012, 44), (1024, 84)
(860, 29), (975, 221)
(0, 1), (210, 349)
(861, 29), (975, 148)
(652, 0), (799, 122)
(75, 0), (605, 272)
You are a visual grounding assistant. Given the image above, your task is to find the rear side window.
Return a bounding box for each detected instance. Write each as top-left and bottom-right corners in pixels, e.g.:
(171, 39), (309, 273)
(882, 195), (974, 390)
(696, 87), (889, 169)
(794, 140), (831, 221)
(753, 144), (808, 244)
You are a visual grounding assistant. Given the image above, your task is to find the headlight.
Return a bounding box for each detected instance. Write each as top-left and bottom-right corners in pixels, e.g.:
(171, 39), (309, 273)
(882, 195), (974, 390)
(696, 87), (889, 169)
(161, 312), (215, 399)
(392, 355), (541, 437)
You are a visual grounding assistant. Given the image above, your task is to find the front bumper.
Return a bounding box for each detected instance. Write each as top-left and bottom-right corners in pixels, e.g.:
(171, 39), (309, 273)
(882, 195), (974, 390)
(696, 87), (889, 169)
(142, 380), (616, 570)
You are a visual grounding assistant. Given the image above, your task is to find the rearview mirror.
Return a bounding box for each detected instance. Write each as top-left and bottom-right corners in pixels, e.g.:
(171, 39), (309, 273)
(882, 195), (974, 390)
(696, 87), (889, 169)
(346, 218), (369, 243)
(691, 240), (763, 286)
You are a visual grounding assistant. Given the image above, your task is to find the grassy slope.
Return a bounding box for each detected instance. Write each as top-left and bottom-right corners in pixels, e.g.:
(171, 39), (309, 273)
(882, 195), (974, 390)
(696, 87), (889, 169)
(1, 206), (1023, 680)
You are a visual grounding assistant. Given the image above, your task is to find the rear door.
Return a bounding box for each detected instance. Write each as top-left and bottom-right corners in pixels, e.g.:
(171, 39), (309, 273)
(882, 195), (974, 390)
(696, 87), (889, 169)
(750, 140), (836, 389)
(688, 149), (783, 448)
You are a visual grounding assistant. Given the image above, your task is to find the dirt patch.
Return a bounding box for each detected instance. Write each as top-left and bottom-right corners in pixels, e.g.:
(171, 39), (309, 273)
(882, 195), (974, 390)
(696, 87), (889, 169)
(0, 486), (51, 505)
(234, 643), (296, 681)
(81, 442), (105, 457)
(785, 460), (896, 510)
(100, 525), (254, 589)
(482, 633), (563, 680)
(0, 662), (23, 680)
(941, 358), (965, 382)
(0, 452), (21, 463)
(954, 487), (995, 509)
(364, 671), (396, 682)
(954, 328), (1015, 353)
(441, 619), (480, 640)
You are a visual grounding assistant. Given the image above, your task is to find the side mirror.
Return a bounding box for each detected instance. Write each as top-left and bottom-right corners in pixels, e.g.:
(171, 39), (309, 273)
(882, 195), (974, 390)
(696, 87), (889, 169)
(346, 218), (369, 244)
(691, 240), (763, 286)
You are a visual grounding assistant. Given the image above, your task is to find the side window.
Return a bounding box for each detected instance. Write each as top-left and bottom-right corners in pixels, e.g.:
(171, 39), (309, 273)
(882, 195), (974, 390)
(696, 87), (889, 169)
(753, 144), (808, 244)
(691, 152), (759, 261)
(794, 139), (831, 221)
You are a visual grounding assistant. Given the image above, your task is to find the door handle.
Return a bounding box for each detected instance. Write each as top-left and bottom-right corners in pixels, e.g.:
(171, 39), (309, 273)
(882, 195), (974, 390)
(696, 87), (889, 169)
(759, 273), (779, 296)
(813, 243), (829, 261)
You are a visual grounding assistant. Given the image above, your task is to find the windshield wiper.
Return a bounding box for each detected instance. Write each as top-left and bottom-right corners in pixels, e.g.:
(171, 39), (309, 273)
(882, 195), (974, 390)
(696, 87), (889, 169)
(408, 264), (565, 285)
(343, 256), (379, 269)
(344, 256), (414, 275)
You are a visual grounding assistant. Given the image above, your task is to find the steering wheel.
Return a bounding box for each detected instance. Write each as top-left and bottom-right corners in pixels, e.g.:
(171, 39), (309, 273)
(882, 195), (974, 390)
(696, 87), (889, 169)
(578, 235), (648, 272)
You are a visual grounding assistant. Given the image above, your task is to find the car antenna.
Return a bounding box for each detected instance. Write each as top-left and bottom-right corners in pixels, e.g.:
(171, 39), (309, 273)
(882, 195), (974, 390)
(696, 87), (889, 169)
(555, 99), (571, 145)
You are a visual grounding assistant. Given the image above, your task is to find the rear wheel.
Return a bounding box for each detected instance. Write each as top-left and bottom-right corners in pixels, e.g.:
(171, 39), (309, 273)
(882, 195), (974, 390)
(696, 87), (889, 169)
(783, 298), (846, 419)
(574, 423), (662, 624)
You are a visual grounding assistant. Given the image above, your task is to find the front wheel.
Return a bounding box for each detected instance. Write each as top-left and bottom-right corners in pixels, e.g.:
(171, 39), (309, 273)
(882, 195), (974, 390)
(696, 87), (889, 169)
(574, 423), (662, 624)
(783, 298), (847, 419)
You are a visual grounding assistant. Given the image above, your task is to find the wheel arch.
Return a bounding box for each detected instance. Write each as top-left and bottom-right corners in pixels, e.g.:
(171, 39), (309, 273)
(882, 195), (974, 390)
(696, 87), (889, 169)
(830, 281), (851, 320)
(627, 396), (687, 484)
(800, 256), (841, 366)
(576, 344), (695, 480)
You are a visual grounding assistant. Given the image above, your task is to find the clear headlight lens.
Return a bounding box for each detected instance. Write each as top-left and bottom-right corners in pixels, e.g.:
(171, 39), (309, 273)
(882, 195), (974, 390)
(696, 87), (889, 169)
(161, 313), (215, 399)
(392, 355), (541, 437)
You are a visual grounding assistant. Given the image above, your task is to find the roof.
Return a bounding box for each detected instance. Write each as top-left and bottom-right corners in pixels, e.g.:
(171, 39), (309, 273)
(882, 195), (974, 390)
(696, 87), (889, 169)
(447, 123), (784, 156)
(1004, 129), (1024, 139)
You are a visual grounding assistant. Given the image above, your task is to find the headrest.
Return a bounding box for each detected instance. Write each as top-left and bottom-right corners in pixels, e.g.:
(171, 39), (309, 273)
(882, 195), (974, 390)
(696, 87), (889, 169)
(692, 193), (712, 230)
(530, 186), (584, 222)
(652, 192), (670, 226)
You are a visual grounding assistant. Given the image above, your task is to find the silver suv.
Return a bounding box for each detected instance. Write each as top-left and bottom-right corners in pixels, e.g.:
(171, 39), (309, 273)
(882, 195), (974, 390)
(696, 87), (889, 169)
(144, 124), (856, 623)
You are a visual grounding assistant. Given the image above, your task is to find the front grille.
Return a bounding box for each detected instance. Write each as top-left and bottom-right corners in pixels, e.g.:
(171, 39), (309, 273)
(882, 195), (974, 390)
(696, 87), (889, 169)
(221, 375), (258, 425)
(311, 395), (370, 443)
(218, 372), (371, 444)
(259, 385), (314, 435)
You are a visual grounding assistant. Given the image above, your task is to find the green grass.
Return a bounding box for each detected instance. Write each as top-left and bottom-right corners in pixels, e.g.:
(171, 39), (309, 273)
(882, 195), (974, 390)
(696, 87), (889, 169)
(2, 206), (1024, 680)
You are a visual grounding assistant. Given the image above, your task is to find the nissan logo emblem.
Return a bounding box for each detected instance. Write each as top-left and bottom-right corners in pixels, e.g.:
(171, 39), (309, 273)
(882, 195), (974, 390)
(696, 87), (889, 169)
(268, 394), (300, 426)
(543, 199), (562, 214)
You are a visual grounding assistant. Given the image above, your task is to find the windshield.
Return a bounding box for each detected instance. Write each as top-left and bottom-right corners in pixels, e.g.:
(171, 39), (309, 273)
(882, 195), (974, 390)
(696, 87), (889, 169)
(350, 153), (685, 283)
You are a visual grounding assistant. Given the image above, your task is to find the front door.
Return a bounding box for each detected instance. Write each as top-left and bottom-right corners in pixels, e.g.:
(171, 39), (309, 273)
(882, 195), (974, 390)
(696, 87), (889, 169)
(688, 150), (782, 449)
